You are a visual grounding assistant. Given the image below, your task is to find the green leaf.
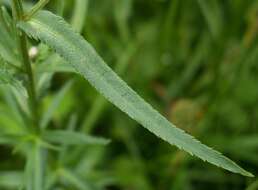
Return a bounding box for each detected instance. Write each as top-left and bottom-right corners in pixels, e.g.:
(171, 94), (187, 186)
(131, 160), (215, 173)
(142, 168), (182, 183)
(40, 80), (73, 129)
(0, 134), (21, 146)
(71, 0), (89, 33)
(35, 44), (74, 73)
(36, 72), (53, 99)
(197, 0), (222, 39)
(113, 0), (132, 41)
(59, 168), (92, 190)
(0, 57), (27, 96)
(0, 171), (23, 188)
(44, 171), (58, 190)
(37, 53), (74, 73)
(58, 114), (78, 163)
(0, 103), (25, 134)
(0, 6), (15, 36)
(0, 65), (29, 127)
(18, 10), (253, 177)
(0, 8), (19, 65)
(42, 130), (110, 146)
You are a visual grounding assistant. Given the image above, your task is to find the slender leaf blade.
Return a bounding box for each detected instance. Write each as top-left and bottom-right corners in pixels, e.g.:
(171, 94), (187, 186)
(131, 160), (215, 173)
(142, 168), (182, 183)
(71, 0), (89, 33)
(40, 80), (73, 129)
(0, 171), (23, 189)
(43, 130), (110, 146)
(18, 10), (253, 177)
(0, 57), (27, 97)
(59, 168), (92, 190)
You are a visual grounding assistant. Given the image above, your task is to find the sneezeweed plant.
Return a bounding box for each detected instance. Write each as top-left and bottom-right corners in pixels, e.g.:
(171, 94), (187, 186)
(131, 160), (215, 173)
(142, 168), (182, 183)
(0, 0), (254, 189)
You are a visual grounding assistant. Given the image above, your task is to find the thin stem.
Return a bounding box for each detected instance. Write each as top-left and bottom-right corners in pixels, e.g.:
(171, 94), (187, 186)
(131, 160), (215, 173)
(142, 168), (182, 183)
(24, 0), (50, 20)
(12, 0), (39, 131)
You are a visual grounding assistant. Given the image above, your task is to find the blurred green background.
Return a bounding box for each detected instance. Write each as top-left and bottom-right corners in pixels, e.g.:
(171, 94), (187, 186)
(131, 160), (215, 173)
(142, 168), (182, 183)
(1, 0), (258, 189)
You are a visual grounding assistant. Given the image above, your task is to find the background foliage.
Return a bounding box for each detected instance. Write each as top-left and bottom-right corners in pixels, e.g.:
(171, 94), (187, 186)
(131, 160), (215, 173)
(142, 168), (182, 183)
(0, 0), (258, 189)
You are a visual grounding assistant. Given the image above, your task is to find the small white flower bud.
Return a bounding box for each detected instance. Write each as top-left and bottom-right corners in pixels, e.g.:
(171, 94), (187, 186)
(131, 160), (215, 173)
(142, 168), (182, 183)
(28, 46), (38, 59)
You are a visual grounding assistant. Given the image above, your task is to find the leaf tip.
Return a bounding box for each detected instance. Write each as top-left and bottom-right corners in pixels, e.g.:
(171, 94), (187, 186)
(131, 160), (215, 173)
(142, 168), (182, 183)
(242, 171), (254, 178)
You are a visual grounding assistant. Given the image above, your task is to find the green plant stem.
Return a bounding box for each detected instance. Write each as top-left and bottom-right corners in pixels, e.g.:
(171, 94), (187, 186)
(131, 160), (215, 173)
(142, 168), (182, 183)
(24, 0), (50, 20)
(12, 0), (39, 131)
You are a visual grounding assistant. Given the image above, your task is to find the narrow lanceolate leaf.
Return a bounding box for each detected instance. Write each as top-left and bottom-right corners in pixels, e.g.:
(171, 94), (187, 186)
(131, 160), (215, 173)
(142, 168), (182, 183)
(18, 10), (253, 177)
(197, 0), (222, 39)
(0, 9), (19, 65)
(42, 130), (110, 146)
(0, 171), (23, 188)
(59, 168), (92, 190)
(71, 0), (89, 33)
(0, 57), (26, 96)
(40, 80), (73, 129)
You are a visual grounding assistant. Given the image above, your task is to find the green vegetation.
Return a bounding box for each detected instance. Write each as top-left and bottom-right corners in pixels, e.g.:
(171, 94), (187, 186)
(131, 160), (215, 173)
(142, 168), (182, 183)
(0, 0), (257, 189)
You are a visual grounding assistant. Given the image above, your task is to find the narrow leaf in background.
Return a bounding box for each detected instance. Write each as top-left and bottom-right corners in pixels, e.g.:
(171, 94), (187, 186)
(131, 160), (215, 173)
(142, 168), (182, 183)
(42, 130), (110, 146)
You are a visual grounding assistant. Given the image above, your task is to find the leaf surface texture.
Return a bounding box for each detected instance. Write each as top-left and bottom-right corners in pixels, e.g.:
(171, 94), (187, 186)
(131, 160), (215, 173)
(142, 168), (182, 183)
(18, 10), (253, 177)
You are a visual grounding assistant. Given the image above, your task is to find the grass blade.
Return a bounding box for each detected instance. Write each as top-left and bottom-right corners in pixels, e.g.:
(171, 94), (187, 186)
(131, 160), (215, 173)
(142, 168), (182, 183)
(197, 0), (222, 39)
(0, 171), (23, 189)
(59, 168), (92, 190)
(43, 130), (110, 146)
(40, 80), (73, 129)
(71, 0), (89, 33)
